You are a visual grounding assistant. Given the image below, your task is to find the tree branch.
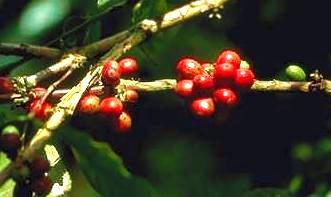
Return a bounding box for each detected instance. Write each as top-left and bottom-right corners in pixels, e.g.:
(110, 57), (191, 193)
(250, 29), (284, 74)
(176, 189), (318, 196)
(0, 43), (62, 59)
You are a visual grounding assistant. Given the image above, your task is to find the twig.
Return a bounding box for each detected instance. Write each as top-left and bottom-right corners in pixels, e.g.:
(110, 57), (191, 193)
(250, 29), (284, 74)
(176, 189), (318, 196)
(39, 68), (75, 104)
(78, 30), (131, 58)
(24, 54), (86, 86)
(0, 43), (62, 59)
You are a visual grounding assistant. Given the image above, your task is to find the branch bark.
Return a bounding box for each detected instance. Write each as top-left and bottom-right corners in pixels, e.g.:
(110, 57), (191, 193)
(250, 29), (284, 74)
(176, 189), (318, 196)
(0, 43), (62, 59)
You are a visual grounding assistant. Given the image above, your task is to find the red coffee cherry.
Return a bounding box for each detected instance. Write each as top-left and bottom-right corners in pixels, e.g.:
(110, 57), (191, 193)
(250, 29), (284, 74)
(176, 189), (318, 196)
(29, 157), (50, 177)
(0, 77), (13, 94)
(213, 88), (238, 107)
(28, 100), (52, 120)
(216, 50), (241, 69)
(234, 68), (255, 90)
(0, 133), (21, 153)
(176, 58), (202, 79)
(175, 80), (194, 98)
(100, 97), (123, 117)
(124, 89), (139, 103)
(190, 98), (215, 118)
(30, 87), (47, 99)
(78, 94), (100, 114)
(113, 112), (132, 133)
(214, 63), (236, 81)
(31, 176), (53, 196)
(101, 60), (121, 86)
(193, 74), (214, 91)
(118, 57), (138, 75)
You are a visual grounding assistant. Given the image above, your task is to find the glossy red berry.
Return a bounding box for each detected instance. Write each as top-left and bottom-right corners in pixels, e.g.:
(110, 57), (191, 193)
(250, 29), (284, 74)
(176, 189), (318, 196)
(31, 176), (52, 196)
(214, 63), (236, 81)
(176, 58), (202, 79)
(28, 100), (52, 120)
(213, 88), (238, 107)
(125, 89), (139, 103)
(0, 133), (21, 152)
(113, 112), (132, 133)
(216, 50), (241, 69)
(30, 87), (47, 99)
(29, 157), (50, 177)
(101, 60), (121, 86)
(234, 68), (255, 89)
(190, 98), (215, 118)
(100, 97), (123, 117)
(175, 80), (194, 98)
(78, 94), (100, 114)
(193, 74), (214, 91)
(118, 57), (138, 75)
(0, 77), (13, 94)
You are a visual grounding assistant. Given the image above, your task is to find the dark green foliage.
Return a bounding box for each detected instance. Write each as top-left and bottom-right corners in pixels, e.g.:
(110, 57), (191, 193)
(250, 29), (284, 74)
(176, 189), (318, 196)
(244, 188), (293, 197)
(59, 126), (156, 197)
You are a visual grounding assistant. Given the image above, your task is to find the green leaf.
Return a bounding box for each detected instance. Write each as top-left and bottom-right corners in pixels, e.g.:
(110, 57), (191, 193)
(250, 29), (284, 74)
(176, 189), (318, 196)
(58, 126), (156, 197)
(244, 188), (293, 197)
(0, 153), (15, 196)
(97, 0), (128, 12)
(43, 143), (73, 197)
(132, 0), (168, 23)
(18, 0), (71, 38)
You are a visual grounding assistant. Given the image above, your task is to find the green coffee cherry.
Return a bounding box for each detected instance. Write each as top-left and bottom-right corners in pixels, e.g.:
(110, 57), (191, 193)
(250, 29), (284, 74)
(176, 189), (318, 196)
(285, 65), (306, 81)
(2, 125), (19, 135)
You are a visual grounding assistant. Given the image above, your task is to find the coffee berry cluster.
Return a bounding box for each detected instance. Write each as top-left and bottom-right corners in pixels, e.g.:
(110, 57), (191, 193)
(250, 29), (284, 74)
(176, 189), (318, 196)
(0, 125), (52, 196)
(175, 50), (255, 117)
(78, 57), (139, 133)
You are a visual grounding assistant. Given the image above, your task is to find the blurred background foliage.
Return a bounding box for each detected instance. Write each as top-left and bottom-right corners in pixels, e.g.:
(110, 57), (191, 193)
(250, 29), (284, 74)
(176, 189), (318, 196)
(0, 0), (331, 196)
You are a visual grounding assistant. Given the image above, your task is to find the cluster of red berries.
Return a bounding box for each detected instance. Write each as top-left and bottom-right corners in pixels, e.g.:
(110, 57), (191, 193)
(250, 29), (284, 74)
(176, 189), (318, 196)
(175, 50), (255, 117)
(0, 125), (52, 196)
(78, 57), (139, 133)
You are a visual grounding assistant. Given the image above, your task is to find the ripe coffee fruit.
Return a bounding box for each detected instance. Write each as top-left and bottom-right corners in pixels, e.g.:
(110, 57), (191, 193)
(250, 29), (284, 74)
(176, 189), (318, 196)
(0, 133), (21, 155)
(29, 157), (50, 177)
(216, 50), (241, 69)
(175, 80), (194, 98)
(190, 98), (215, 117)
(176, 58), (202, 79)
(234, 68), (255, 89)
(0, 77), (13, 94)
(28, 100), (52, 120)
(118, 58), (138, 75)
(113, 112), (132, 133)
(214, 63), (236, 81)
(193, 74), (214, 92)
(101, 60), (121, 86)
(100, 97), (123, 117)
(78, 94), (100, 114)
(31, 176), (52, 196)
(213, 88), (238, 107)
(125, 89), (139, 103)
